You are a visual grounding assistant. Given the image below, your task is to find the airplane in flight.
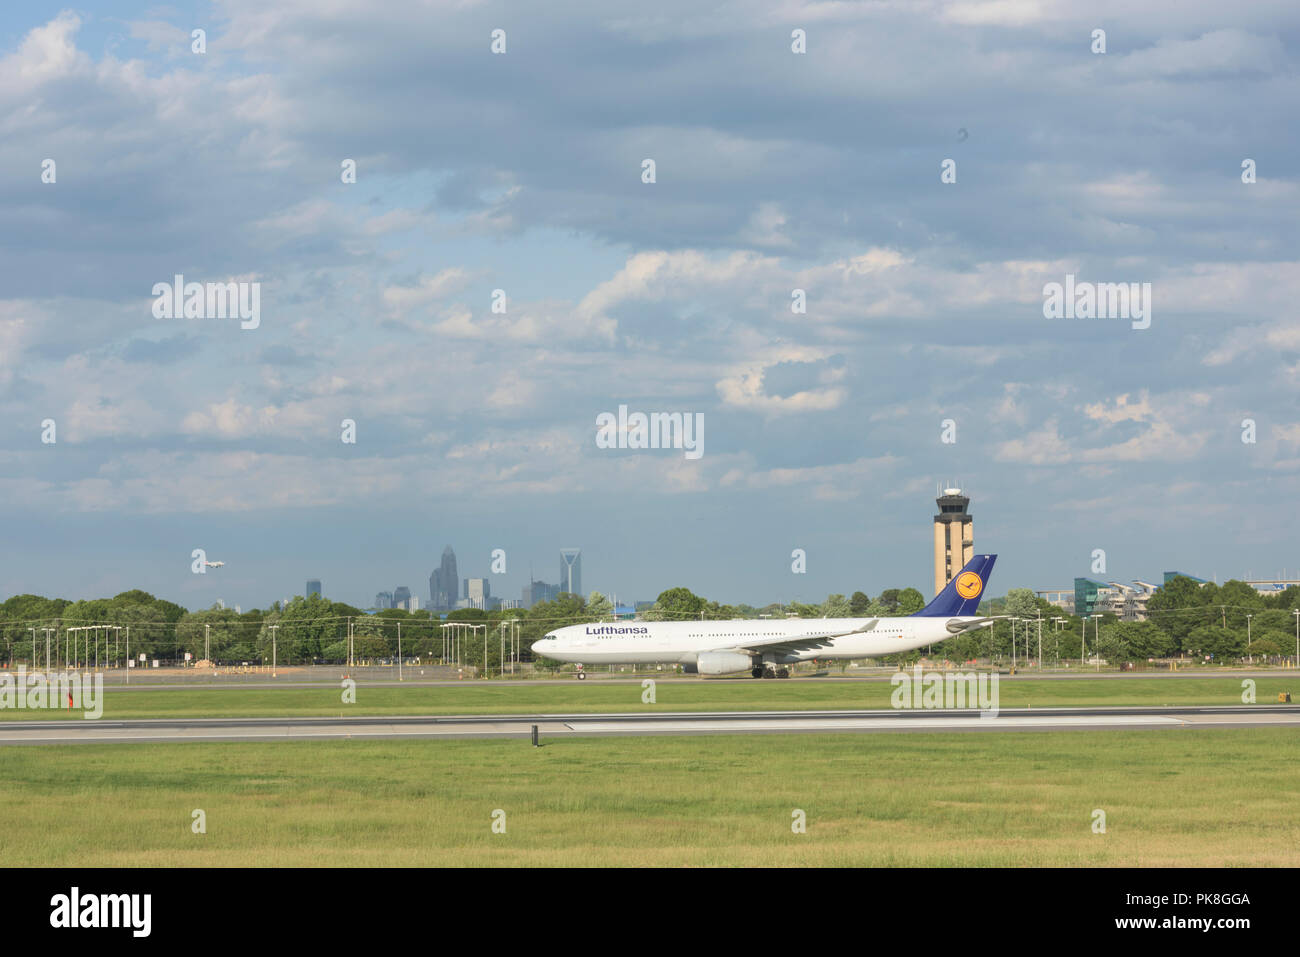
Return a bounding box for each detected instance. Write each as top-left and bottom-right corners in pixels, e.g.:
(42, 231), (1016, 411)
(530, 554), (998, 679)
(204, 561), (225, 568)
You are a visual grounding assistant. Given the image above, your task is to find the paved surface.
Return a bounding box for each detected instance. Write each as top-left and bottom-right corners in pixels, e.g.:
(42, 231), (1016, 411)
(1, 705), (1299, 744)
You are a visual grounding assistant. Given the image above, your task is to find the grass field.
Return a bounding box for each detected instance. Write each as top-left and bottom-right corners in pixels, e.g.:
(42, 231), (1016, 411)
(0, 675), (1293, 721)
(1, 729), (1298, 865)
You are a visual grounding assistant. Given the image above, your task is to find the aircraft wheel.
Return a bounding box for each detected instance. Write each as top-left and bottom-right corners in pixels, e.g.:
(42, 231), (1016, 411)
(751, 667), (765, 679)
(777, 668), (790, 679)
(761, 669), (776, 679)
(576, 671), (586, 680)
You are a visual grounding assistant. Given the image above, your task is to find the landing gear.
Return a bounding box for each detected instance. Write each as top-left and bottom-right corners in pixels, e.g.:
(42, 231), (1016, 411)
(754, 664), (792, 679)
(776, 667), (790, 679)
(751, 667), (765, 679)
(575, 666), (586, 680)
(761, 669), (776, 678)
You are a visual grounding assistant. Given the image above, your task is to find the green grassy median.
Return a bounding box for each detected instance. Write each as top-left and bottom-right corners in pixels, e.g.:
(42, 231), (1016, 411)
(0, 675), (1294, 721)
(2, 729), (1298, 866)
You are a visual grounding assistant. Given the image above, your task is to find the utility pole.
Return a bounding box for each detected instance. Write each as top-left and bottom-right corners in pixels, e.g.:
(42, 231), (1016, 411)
(204, 623), (210, 666)
(125, 626), (130, 683)
(268, 624), (279, 677)
(1037, 611), (1042, 670)
(397, 621), (402, 682)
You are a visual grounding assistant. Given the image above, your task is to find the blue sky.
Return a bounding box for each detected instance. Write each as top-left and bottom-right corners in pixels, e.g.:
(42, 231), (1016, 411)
(2, 1), (1299, 611)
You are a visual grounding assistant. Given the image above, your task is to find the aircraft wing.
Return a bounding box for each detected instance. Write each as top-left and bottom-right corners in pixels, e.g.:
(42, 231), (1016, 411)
(723, 620), (880, 657)
(944, 616), (1005, 634)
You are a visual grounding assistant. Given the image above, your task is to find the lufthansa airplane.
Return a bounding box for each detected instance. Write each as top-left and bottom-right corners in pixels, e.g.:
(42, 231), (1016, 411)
(531, 554), (998, 679)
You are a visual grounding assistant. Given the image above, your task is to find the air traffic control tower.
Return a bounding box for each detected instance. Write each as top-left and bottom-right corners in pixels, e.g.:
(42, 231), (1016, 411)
(933, 488), (974, 596)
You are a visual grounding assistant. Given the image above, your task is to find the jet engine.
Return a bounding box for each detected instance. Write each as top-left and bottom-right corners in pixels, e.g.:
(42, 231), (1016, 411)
(693, 651), (755, 676)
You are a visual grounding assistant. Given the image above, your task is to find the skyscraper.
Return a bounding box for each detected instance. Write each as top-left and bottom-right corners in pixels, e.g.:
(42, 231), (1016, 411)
(466, 578), (491, 609)
(374, 591), (393, 610)
(307, 579), (321, 598)
(522, 580), (560, 609)
(393, 585), (411, 609)
(559, 548), (582, 597)
(932, 488), (974, 597)
(429, 545), (459, 610)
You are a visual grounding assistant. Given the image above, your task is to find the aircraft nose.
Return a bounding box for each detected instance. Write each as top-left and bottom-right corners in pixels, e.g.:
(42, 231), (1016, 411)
(534, 638), (555, 654)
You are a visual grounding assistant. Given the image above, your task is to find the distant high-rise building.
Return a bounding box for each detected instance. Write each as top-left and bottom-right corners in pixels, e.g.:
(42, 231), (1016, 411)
(463, 577), (469, 600)
(466, 578), (491, 609)
(429, 546), (459, 610)
(307, 579), (322, 598)
(375, 591), (393, 610)
(932, 489), (973, 597)
(559, 548), (582, 597)
(522, 580), (560, 609)
(394, 586), (411, 608)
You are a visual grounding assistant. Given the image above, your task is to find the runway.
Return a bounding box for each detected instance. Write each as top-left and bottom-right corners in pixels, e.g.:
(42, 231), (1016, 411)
(1, 705), (1299, 743)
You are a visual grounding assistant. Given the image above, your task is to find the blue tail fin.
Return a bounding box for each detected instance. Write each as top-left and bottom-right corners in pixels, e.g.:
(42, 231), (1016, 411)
(912, 554), (997, 617)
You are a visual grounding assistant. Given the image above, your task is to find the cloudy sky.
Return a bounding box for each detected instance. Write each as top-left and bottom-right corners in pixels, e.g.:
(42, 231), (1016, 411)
(2, 0), (1298, 611)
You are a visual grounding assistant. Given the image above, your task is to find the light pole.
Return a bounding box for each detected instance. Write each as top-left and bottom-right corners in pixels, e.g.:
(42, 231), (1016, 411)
(268, 624), (279, 677)
(1246, 614), (1254, 659)
(397, 621), (402, 682)
(28, 628), (36, 669)
(1037, 611), (1042, 670)
(1294, 609), (1299, 668)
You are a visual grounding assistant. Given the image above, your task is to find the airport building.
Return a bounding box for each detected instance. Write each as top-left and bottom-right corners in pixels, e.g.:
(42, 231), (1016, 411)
(1237, 577), (1300, 596)
(1035, 588), (1075, 614)
(1072, 577), (1217, 622)
(932, 488), (974, 597)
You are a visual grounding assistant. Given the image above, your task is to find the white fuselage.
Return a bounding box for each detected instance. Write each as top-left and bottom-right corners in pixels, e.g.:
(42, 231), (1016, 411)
(533, 616), (977, 669)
